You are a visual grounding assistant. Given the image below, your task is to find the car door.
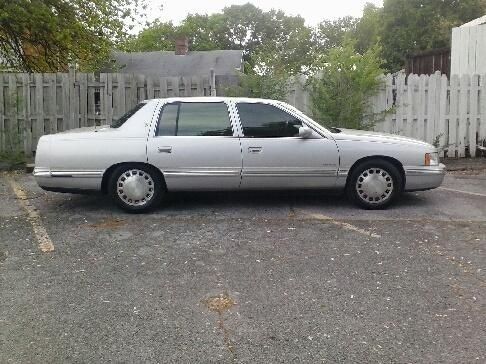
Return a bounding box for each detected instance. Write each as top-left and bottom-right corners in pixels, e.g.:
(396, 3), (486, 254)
(235, 101), (339, 189)
(147, 100), (242, 190)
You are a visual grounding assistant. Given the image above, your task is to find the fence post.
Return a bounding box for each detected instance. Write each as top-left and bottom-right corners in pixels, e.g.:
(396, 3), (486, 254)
(68, 65), (76, 130)
(469, 74), (480, 157)
(406, 74), (418, 137)
(449, 75), (460, 157)
(458, 74), (470, 157)
(438, 74), (448, 157)
(210, 69), (216, 96)
(417, 74), (427, 140)
(22, 73), (32, 155)
(33, 73), (44, 152)
(480, 75), (486, 148)
(394, 73), (405, 135)
(0, 74), (4, 152)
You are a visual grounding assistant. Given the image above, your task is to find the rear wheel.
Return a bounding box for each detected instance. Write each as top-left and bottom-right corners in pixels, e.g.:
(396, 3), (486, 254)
(109, 164), (165, 212)
(346, 159), (402, 209)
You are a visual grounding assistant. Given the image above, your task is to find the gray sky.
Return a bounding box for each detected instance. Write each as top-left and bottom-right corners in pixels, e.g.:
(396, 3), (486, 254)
(145, 0), (384, 27)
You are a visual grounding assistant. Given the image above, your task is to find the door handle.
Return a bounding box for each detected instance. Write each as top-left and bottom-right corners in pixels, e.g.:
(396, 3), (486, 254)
(248, 146), (262, 153)
(158, 146), (172, 153)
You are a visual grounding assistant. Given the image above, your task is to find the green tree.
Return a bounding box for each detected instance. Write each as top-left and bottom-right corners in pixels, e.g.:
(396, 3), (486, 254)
(0, 0), (146, 72)
(225, 49), (291, 100)
(382, 0), (486, 72)
(122, 20), (176, 52)
(354, 3), (383, 54)
(123, 3), (314, 75)
(178, 14), (225, 51)
(310, 40), (385, 130)
(314, 16), (358, 54)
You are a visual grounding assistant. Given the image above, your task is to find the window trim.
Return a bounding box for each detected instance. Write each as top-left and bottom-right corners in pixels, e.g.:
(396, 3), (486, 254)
(153, 101), (236, 138)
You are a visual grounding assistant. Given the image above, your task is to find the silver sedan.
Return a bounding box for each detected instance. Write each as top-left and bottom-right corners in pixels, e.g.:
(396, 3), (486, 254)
(34, 97), (445, 212)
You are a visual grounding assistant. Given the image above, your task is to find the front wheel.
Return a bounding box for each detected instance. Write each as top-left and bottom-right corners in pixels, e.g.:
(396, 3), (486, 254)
(346, 160), (402, 209)
(109, 164), (165, 212)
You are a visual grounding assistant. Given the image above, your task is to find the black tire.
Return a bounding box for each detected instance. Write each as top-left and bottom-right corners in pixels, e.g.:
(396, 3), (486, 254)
(108, 164), (165, 213)
(346, 159), (402, 210)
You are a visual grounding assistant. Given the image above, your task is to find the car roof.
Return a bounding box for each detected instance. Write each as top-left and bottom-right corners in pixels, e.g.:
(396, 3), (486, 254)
(143, 97), (282, 104)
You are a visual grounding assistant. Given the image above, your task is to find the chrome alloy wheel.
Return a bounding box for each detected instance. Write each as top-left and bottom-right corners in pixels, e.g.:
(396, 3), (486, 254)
(116, 169), (155, 207)
(355, 168), (394, 205)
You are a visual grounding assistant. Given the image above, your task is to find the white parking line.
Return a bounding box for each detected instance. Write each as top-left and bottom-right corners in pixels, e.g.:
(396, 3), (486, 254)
(438, 187), (486, 198)
(306, 212), (381, 238)
(8, 177), (55, 253)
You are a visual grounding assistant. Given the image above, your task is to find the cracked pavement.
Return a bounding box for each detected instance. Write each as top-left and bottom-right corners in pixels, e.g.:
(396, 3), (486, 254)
(1, 171), (485, 363)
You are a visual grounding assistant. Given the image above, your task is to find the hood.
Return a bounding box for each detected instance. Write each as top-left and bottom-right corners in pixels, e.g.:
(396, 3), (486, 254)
(331, 128), (432, 147)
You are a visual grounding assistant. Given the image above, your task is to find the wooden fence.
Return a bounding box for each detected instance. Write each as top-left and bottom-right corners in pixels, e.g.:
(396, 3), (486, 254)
(0, 72), (214, 155)
(370, 72), (486, 157)
(288, 72), (486, 158)
(2, 71), (486, 158)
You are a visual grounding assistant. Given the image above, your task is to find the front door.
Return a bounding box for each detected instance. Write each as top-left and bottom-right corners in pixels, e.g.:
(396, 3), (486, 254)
(147, 101), (242, 190)
(235, 102), (339, 189)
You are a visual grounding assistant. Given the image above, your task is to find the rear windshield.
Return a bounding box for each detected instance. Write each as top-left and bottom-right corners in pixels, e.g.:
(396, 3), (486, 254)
(111, 103), (146, 128)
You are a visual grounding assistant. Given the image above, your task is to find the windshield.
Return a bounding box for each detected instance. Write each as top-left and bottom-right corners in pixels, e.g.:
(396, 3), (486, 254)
(111, 103), (146, 128)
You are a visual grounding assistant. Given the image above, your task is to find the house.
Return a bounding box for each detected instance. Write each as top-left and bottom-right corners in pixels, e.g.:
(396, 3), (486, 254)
(451, 15), (486, 75)
(105, 37), (244, 91)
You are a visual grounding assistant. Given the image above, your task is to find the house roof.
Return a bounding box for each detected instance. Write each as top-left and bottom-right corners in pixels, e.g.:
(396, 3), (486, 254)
(107, 50), (244, 77)
(460, 15), (486, 27)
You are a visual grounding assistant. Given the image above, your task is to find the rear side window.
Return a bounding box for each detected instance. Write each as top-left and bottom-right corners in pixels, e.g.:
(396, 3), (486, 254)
(156, 102), (233, 136)
(111, 103), (146, 128)
(237, 103), (303, 138)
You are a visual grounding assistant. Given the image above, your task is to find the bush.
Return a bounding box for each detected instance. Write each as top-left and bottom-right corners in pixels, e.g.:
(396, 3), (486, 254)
(224, 71), (290, 101)
(309, 40), (385, 130)
(0, 151), (25, 170)
(0, 122), (26, 170)
(223, 50), (292, 101)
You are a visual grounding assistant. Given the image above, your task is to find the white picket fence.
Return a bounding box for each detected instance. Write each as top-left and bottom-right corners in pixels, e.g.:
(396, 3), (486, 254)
(371, 72), (486, 157)
(288, 72), (486, 158)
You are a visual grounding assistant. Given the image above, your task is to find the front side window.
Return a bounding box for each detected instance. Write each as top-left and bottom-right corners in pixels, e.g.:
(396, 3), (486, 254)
(237, 103), (303, 138)
(156, 102), (233, 136)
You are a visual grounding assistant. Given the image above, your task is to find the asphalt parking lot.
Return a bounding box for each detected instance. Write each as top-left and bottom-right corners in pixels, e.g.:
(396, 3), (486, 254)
(1, 169), (485, 363)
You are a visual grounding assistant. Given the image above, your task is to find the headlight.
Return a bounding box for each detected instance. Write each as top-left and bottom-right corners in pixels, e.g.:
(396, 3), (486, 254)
(425, 152), (439, 166)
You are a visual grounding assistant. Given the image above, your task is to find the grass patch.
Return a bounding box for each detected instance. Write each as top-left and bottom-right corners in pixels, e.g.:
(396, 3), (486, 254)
(0, 151), (26, 170)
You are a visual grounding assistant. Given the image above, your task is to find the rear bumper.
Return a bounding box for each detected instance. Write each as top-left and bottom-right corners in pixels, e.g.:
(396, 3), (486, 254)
(33, 167), (103, 191)
(404, 163), (446, 191)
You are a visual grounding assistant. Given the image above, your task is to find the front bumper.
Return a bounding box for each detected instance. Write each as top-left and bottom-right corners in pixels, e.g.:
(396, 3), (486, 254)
(404, 163), (446, 191)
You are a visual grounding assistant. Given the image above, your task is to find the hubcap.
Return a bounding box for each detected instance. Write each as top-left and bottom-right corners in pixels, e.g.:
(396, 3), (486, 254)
(356, 168), (394, 204)
(116, 169), (155, 207)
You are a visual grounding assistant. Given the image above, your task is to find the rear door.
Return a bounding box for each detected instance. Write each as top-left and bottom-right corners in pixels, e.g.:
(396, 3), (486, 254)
(147, 100), (242, 190)
(235, 101), (339, 189)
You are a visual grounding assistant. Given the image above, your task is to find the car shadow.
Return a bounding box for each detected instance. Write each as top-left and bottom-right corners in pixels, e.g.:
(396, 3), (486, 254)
(46, 189), (432, 215)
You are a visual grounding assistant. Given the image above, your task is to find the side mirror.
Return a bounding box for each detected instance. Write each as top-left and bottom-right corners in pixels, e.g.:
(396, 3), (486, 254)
(299, 126), (313, 139)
